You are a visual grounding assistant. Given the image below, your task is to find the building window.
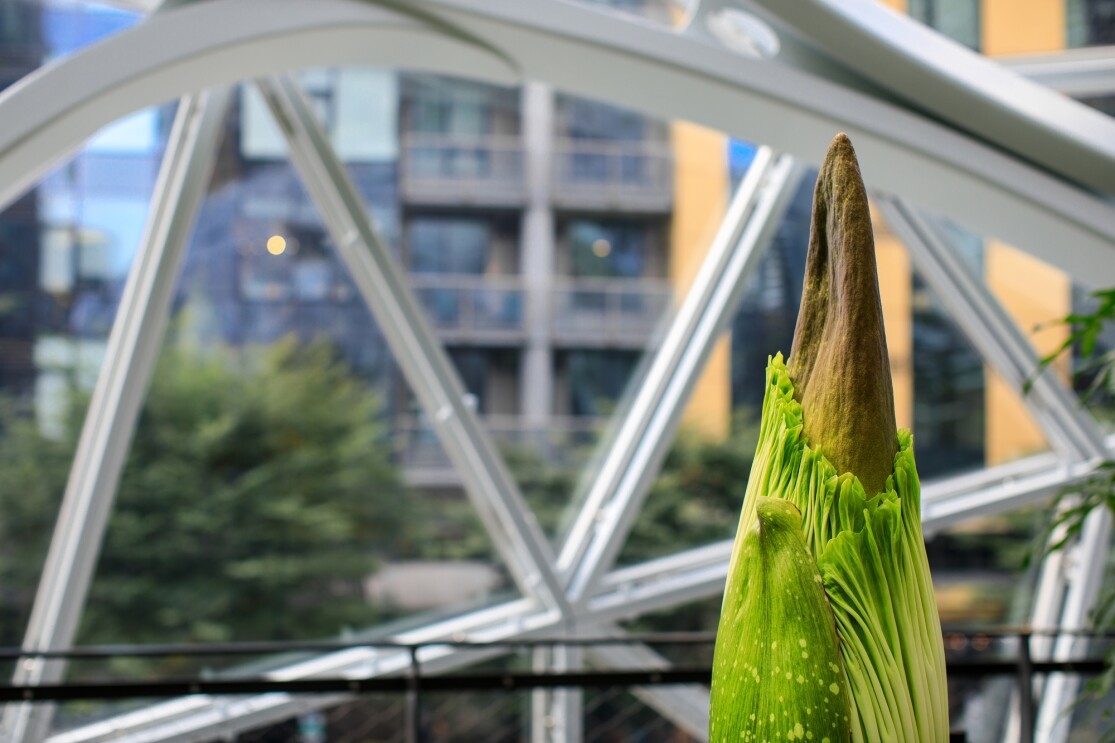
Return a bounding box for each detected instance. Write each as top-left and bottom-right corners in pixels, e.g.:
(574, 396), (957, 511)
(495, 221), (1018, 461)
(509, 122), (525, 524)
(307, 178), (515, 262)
(557, 96), (647, 141)
(908, 0), (981, 50)
(239, 225), (344, 303)
(1068, 0), (1115, 47)
(1077, 95), (1115, 116)
(565, 350), (640, 417)
(730, 176), (813, 418)
(911, 273), (986, 477)
(404, 215), (520, 330)
(402, 75), (519, 137)
(448, 348), (520, 415)
(407, 217), (491, 275)
(565, 220), (657, 278)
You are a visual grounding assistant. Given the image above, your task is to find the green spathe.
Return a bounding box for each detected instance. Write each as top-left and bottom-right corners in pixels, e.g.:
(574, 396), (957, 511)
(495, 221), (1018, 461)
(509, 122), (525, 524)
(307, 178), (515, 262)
(710, 494), (851, 742)
(711, 355), (948, 742)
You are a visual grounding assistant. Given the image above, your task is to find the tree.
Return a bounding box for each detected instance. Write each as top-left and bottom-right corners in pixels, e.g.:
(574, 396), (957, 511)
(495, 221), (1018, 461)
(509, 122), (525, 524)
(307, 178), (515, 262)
(0, 337), (409, 662)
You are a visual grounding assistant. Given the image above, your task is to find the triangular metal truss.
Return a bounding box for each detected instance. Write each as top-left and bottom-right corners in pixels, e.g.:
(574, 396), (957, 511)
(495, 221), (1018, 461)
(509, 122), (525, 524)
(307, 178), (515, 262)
(0, 2), (1113, 743)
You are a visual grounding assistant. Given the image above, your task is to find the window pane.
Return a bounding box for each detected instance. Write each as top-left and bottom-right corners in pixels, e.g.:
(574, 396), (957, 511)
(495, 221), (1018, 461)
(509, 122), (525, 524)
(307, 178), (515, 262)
(908, 0), (981, 50)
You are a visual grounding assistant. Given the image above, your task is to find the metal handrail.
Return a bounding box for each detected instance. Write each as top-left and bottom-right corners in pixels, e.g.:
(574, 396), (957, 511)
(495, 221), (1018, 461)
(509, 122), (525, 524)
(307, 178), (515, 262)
(3, 627), (1113, 660)
(4, 630), (1108, 742)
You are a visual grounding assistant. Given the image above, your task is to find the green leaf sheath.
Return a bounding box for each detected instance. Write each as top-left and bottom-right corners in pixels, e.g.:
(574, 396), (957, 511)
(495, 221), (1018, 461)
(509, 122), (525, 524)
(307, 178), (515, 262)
(711, 495), (852, 743)
(713, 355), (948, 742)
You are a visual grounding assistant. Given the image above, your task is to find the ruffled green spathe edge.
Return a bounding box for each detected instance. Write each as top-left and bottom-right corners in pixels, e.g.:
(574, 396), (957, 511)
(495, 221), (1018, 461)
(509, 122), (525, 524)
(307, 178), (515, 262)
(730, 353), (948, 743)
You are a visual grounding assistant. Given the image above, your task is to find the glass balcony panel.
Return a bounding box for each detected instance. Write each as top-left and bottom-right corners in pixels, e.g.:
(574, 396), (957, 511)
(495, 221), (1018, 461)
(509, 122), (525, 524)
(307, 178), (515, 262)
(552, 139), (673, 212)
(409, 275), (526, 341)
(400, 134), (525, 206)
(551, 278), (672, 347)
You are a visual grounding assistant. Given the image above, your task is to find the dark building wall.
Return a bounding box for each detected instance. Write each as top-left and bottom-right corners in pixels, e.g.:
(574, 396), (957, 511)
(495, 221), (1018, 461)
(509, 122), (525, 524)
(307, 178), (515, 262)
(0, 0), (43, 395)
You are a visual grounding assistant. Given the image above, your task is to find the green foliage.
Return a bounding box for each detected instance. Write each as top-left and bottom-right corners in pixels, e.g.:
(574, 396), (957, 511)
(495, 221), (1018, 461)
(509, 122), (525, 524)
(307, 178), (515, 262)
(0, 338), (409, 657)
(1024, 287), (1115, 738)
(0, 398), (78, 646)
(1027, 287), (1115, 405)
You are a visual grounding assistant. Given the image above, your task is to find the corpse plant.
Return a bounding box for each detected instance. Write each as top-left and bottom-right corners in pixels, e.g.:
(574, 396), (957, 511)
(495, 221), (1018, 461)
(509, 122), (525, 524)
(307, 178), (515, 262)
(710, 134), (948, 742)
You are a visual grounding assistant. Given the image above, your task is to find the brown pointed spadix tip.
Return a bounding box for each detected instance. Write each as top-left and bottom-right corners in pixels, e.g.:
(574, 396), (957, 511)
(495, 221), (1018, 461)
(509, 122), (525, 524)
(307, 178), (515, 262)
(787, 133), (898, 495)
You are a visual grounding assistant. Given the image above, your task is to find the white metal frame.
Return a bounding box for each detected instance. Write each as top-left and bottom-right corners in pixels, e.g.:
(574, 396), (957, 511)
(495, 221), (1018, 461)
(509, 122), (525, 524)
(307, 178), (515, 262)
(0, 0), (1113, 283)
(556, 148), (802, 606)
(0, 1), (1111, 742)
(253, 73), (570, 616)
(2, 87), (232, 743)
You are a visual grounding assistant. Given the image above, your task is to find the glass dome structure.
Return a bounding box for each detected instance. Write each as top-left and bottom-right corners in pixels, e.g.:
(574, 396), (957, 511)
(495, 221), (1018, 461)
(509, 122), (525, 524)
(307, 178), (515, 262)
(0, 1), (1113, 742)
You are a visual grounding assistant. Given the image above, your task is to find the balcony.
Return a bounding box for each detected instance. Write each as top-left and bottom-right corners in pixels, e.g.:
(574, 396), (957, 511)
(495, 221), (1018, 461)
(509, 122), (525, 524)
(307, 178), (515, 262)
(399, 133), (526, 207)
(397, 414), (601, 488)
(552, 138), (673, 213)
(409, 273), (526, 344)
(551, 277), (672, 348)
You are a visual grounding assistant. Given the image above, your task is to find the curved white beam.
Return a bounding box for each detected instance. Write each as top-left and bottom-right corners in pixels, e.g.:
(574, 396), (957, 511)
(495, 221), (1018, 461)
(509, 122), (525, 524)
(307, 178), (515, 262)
(0, 0), (517, 212)
(0, 0), (1112, 287)
(747, 0), (1115, 194)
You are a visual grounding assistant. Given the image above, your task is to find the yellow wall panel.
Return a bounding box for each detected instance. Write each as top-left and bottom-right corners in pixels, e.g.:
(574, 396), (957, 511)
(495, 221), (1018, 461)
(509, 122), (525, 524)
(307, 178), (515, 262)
(670, 121), (731, 439)
(982, 0), (1065, 55)
(985, 241), (1071, 465)
(873, 208), (914, 433)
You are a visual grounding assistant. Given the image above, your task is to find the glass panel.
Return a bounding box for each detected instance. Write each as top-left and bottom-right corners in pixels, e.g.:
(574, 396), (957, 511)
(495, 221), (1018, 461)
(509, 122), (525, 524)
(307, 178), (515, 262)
(0, 99), (167, 656)
(1067, 0), (1115, 48)
(909, 269), (990, 477)
(982, 238), (1079, 464)
(876, 213), (1063, 478)
(729, 171), (813, 418)
(613, 394), (756, 567)
(1071, 283), (1115, 425)
(0, 0), (140, 88)
(1077, 94), (1115, 118)
(907, 0), (981, 50)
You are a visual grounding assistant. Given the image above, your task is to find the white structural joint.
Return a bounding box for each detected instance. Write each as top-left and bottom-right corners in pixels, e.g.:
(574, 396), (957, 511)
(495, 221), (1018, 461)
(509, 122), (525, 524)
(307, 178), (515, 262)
(253, 74), (569, 616)
(557, 149), (802, 607)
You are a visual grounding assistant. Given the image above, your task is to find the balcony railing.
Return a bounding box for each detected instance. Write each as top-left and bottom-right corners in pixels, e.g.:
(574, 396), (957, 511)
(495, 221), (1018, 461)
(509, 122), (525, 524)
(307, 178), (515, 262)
(407, 275), (670, 347)
(397, 414), (602, 487)
(551, 277), (672, 347)
(552, 138), (673, 212)
(399, 133), (526, 206)
(399, 134), (673, 212)
(408, 274), (526, 342)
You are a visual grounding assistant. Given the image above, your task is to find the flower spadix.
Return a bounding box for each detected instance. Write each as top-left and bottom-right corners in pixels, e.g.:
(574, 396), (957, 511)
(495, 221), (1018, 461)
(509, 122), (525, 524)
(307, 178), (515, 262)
(711, 134), (948, 743)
